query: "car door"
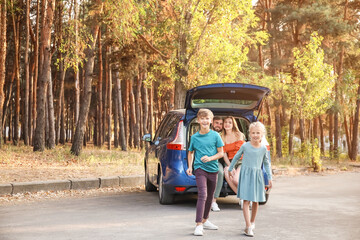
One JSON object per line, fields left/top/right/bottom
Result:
{"left": 147, "top": 112, "right": 182, "bottom": 186}
{"left": 147, "top": 115, "right": 172, "bottom": 186}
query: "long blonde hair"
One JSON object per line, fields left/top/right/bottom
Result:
{"left": 221, "top": 116, "right": 245, "bottom": 142}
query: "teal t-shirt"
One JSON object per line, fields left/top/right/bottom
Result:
{"left": 188, "top": 129, "right": 224, "bottom": 173}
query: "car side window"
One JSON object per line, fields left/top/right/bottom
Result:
{"left": 236, "top": 118, "right": 249, "bottom": 141}
{"left": 153, "top": 113, "right": 181, "bottom": 141}
{"left": 162, "top": 115, "right": 181, "bottom": 139}
{"left": 153, "top": 115, "right": 171, "bottom": 141}
{"left": 187, "top": 120, "right": 200, "bottom": 148}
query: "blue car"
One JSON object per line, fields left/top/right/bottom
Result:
{"left": 143, "top": 83, "right": 271, "bottom": 204}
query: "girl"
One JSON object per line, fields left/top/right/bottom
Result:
{"left": 221, "top": 116, "right": 245, "bottom": 194}
{"left": 227, "top": 121, "right": 273, "bottom": 237}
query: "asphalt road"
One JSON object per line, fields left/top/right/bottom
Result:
{"left": 0, "top": 172, "right": 359, "bottom": 240}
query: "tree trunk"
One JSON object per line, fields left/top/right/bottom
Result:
{"left": 275, "top": 108, "right": 282, "bottom": 158}
{"left": 65, "top": 101, "right": 69, "bottom": 142}
{"left": 134, "top": 71, "right": 141, "bottom": 148}
{"left": 124, "top": 79, "right": 129, "bottom": 147}
{"left": 344, "top": 115, "right": 351, "bottom": 157}
{"left": 56, "top": 60, "right": 65, "bottom": 145}
{"left": 113, "top": 85, "right": 118, "bottom": 148}
{"left": 11, "top": 0, "right": 20, "bottom": 146}
{"left": 59, "top": 88, "right": 65, "bottom": 145}
{"left": 74, "top": 0, "right": 80, "bottom": 126}
{"left": 29, "top": 58, "right": 34, "bottom": 145}
{"left": 334, "top": 112, "right": 339, "bottom": 158}
{"left": 97, "top": 30, "right": 103, "bottom": 146}
{"left": 149, "top": 81, "right": 154, "bottom": 136}
{"left": 129, "top": 77, "right": 138, "bottom": 148}
{"left": 142, "top": 80, "right": 148, "bottom": 136}
{"left": 46, "top": 74, "right": 55, "bottom": 149}
{"left": 103, "top": 40, "right": 108, "bottom": 146}
{"left": 0, "top": 0, "right": 6, "bottom": 147}
{"left": 32, "top": 0, "right": 40, "bottom": 139}
{"left": 2, "top": 72, "right": 14, "bottom": 131}
{"left": 350, "top": 79, "right": 360, "bottom": 160}
{"left": 33, "top": 0, "right": 55, "bottom": 152}
{"left": 319, "top": 116, "right": 325, "bottom": 155}
{"left": 71, "top": 0, "right": 100, "bottom": 155}
{"left": 115, "top": 69, "right": 126, "bottom": 150}
{"left": 24, "top": 0, "right": 30, "bottom": 145}
{"left": 107, "top": 46, "right": 112, "bottom": 150}
{"left": 288, "top": 113, "right": 295, "bottom": 156}
{"left": 174, "top": 80, "right": 186, "bottom": 109}
{"left": 299, "top": 118, "right": 305, "bottom": 144}
{"left": 329, "top": 113, "right": 334, "bottom": 157}
{"left": 313, "top": 117, "right": 318, "bottom": 144}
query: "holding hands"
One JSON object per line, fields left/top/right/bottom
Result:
{"left": 225, "top": 167, "right": 236, "bottom": 177}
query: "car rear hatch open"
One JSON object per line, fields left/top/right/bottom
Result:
{"left": 184, "top": 83, "right": 270, "bottom": 124}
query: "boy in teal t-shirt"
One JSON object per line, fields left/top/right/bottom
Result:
{"left": 186, "top": 109, "right": 224, "bottom": 236}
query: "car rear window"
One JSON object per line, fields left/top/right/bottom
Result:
{"left": 191, "top": 99, "right": 257, "bottom": 109}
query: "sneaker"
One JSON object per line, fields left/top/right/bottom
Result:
{"left": 211, "top": 202, "right": 220, "bottom": 212}
{"left": 250, "top": 222, "right": 255, "bottom": 230}
{"left": 244, "top": 227, "right": 254, "bottom": 237}
{"left": 203, "top": 220, "right": 218, "bottom": 230}
{"left": 194, "top": 225, "right": 204, "bottom": 236}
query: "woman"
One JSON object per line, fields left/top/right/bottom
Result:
{"left": 222, "top": 116, "right": 245, "bottom": 195}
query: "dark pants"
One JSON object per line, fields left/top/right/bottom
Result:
{"left": 194, "top": 168, "right": 218, "bottom": 223}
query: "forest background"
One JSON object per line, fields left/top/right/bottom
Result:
{"left": 0, "top": 0, "right": 359, "bottom": 173}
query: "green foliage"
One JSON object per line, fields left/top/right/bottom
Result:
{"left": 140, "top": 0, "right": 268, "bottom": 91}
{"left": 57, "top": 19, "right": 90, "bottom": 72}
{"left": 281, "top": 126, "right": 289, "bottom": 158}
{"left": 102, "top": 0, "right": 140, "bottom": 45}
{"left": 299, "top": 140, "right": 322, "bottom": 171}
{"left": 288, "top": 32, "right": 336, "bottom": 119}
{"left": 185, "top": 0, "right": 268, "bottom": 87}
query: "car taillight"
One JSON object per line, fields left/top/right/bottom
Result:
{"left": 175, "top": 187, "right": 186, "bottom": 192}
{"left": 167, "top": 144, "right": 182, "bottom": 150}
{"left": 166, "top": 120, "right": 185, "bottom": 150}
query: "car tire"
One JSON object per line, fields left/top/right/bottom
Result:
{"left": 159, "top": 168, "right": 174, "bottom": 205}
{"left": 144, "top": 161, "right": 156, "bottom": 192}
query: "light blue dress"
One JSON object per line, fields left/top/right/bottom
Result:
{"left": 228, "top": 142, "right": 272, "bottom": 202}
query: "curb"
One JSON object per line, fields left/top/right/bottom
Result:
{"left": 0, "top": 175, "right": 144, "bottom": 196}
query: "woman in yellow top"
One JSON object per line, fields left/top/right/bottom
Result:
{"left": 221, "top": 117, "right": 245, "bottom": 194}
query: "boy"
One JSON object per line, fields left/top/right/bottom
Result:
{"left": 186, "top": 109, "right": 224, "bottom": 236}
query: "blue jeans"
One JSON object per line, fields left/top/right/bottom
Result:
{"left": 214, "top": 162, "right": 224, "bottom": 198}
{"left": 194, "top": 168, "right": 218, "bottom": 223}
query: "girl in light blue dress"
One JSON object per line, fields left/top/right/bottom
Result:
{"left": 228, "top": 121, "right": 273, "bottom": 237}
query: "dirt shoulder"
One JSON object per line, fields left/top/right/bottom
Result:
{"left": 0, "top": 145, "right": 144, "bottom": 184}
{"left": 1, "top": 144, "right": 359, "bottom": 184}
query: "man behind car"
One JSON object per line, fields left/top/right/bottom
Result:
{"left": 211, "top": 116, "right": 224, "bottom": 212}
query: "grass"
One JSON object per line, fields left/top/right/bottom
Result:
{"left": 270, "top": 151, "right": 359, "bottom": 173}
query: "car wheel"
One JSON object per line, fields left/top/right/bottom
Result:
{"left": 144, "top": 160, "right": 156, "bottom": 192}
{"left": 159, "top": 169, "right": 174, "bottom": 205}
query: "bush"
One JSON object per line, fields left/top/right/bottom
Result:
{"left": 299, "top": 140, "right": 322, "bottom": 171}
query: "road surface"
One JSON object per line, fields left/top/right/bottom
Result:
{"left": 0, "top": 172, "right": 359, "bottom": 240}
